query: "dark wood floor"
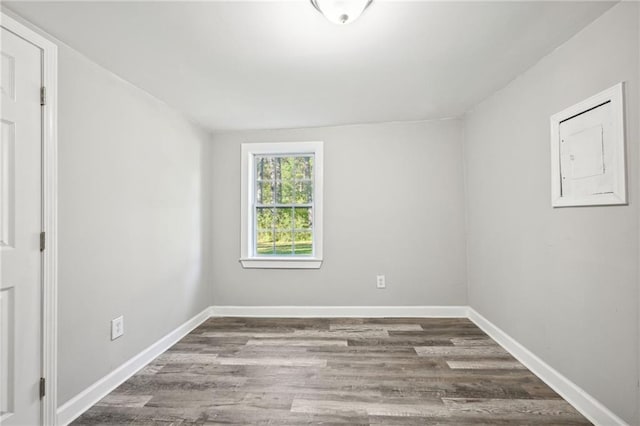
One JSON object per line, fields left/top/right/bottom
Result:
{"left": 73, "top": 317, "right": 591, "bottom": 425}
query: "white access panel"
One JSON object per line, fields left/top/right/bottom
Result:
{"left": 550, "top": 83, "right": 626, "bottom": 207}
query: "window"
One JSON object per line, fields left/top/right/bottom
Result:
{"left": 240, "top": 141, "right": 323, "bottom": 269}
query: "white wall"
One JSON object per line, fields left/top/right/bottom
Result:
{"left": 464, "top": 3, "right": 639, "bottom": 424}
{"left": 211, "top": 120, "right": 467, "bottom": 307}
{"left": 57, "top": 45, "right": 212, "bottom": 405}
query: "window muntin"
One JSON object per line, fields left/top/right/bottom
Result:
{"left": 254, "top": 155, "right": 315, "bottom": 256}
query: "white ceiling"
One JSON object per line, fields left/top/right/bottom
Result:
{"left": 6, "top": 1, "right": 615, "bottom": 132}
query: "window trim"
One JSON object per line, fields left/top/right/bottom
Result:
{"left": 240, "top": 141, "right": 323, "bottom": 269}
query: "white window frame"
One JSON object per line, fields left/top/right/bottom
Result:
{"left": 240, "top": 141, "right": 323, "bottom": 269}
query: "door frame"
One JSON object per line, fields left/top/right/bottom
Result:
{"left": 1, "top": 12, "right": 58, "bottom": 426}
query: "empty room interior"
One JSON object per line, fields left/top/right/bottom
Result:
{"left": 1, "top": 0, "right": 639, "bottom": 425}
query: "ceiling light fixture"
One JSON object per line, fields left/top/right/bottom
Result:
{"left": 310, "top": 0, "right": 373, "bottom": 25}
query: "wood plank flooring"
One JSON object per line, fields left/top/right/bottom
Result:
{"left": 73, "top": 317, "right": 591, "bottom": 425}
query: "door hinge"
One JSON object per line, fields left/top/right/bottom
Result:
{"left": 40, "top": 231, "right": 45, "bottom": 252}
{"left": 40, "top": 86, "right": 46, "bottom": 106}
{"left": 40, "top": 377, "right": 46, "bottom": 399}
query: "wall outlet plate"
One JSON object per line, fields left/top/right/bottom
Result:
{"left": 376, "top": 275, "right": 386, "bottom": 289}
{"left": 111, "top": 315, "right": 124, "bottom": 340}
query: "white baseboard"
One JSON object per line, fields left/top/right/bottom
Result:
{"left": 56, "top": 306, "right": 213, "bottom": 426}
{"left": 468, "top": 308, "right": 628, "bottom": 426}
{"left": 210, "top": 305, "right": 469, "bottom": 318}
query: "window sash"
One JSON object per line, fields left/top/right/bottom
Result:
{"left": 252, "top": 153, "right": 315, "bottom": 258}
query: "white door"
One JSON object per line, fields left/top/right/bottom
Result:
{"left": 1, "top": 25, "right": 43, "bottom": 426}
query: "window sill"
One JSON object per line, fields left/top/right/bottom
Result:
{"left": 239, "top": 258, "right": 323, "bottom": 269}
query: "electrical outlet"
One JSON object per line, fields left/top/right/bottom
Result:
{"left": 111, "top": 316, "right": 124, "bottom": 340}
{"left": 376, "top": 275, "right": 386, "bottom": 289}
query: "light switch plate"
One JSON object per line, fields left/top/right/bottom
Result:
{"left": 111, "top": 316, "right": 124, "bottom": 340}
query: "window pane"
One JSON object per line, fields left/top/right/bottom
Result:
{"left": 276, "top": 181, "right": 294, "bottom": 204}
{"left": 273, "top": 157, "right": 280, "bottom": 181}
{"left": 274, "top": 231, "right": 293, "bottom": 255}
{"left": 256, "top": 230, "right": 276, "bottom": 255}
{"left": 256, "top": 208, "right": 275, "bottom": 230}
{"left": 256, "top": 181, "right": 275, "bottom": 205}
{"left": 294, "top": 181, "right": 313, "bottom": 204}
{"left": 294, "top": 207, "right": 312, "bottom": 229}
{"left": 294, "top": 156, "right": 313, "bottom": 180}
{"left": 274, "top": 207, "right": 293, "bottom": 229}
{"left": 294, "top": 231, "right": 313, "bottom": 255}
{"left": 280, "top": 157, "right": 295, "bottom": 182}
{"left": 255, "top": 157, "right": 274, "bottom": 181}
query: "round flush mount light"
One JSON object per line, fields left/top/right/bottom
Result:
{"left": 310, "top": 0, "right": 373, "bottom": 25}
